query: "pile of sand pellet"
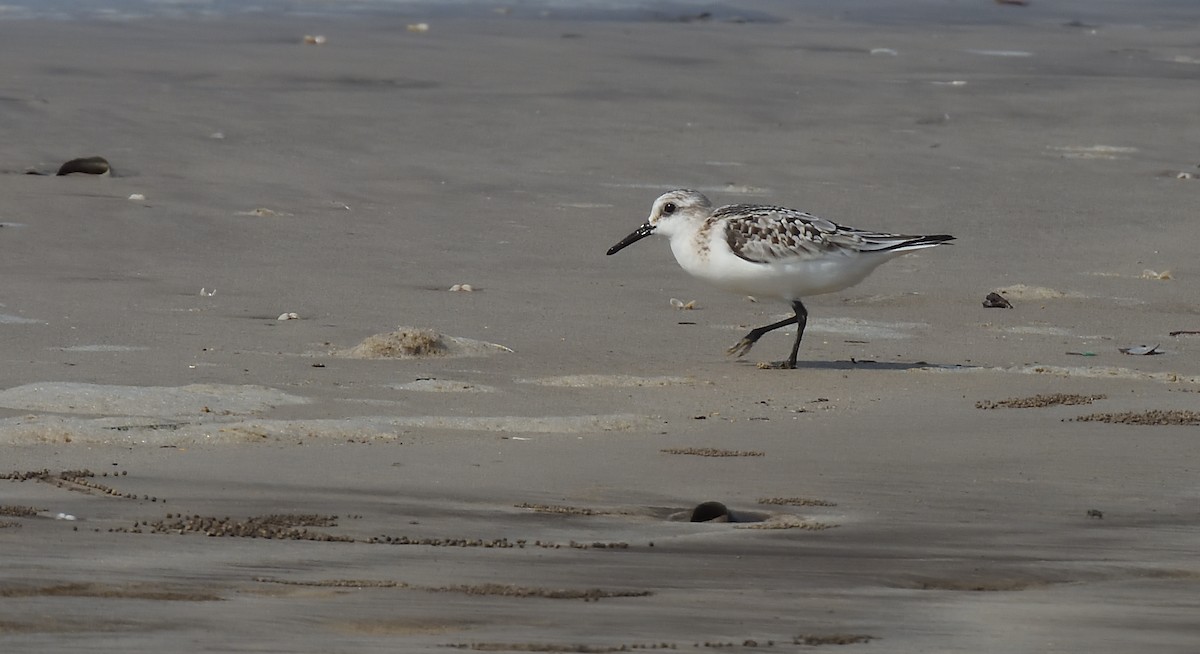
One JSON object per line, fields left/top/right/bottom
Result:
{"left": 344, "top": 328, "right": 448, "bottom": 359}
{"left": 337, "top": 327, "right": 511, "bottom": 360}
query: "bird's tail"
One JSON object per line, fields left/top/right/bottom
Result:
{"left": 866, "top": 233, "right": 955, "bottom": 253}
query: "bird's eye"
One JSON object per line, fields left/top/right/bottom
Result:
{"left": 662, "top": 202, "right": 677, "bottom": 215}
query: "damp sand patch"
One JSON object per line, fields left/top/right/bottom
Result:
{"left": 900, "top": 577, "right": 1054, "bottom": 592}
{"left": 0, "top": 414, "right": 653, "bottom": 444}
{"left": 518, "top": 375, "right": 691, "bottom": 388}
{"left": 253, "top": 579, "right": 653, "bottom": 605}
{"left": 927, "top": 365, "right": 1200, "bottom": 385}
{"left": 388, "top": 379, "right": 499, "bottom": 393}
{"left": 807, "top": 317, "right": 927, "bottom": 339}
{"left": 512, "top": 500, "right": 835, "bottom": 531}
{"left": 991, "top": 325, "right": 1104, "bottom": 338}
{"left": 515, "top": 503, "right": 633, "bottom": 516}
{"left": 1048, "top": 145, "right": 1137, "bottom": 160}
{"left": 337, "top": 327, "right": 511, "bottom": 359}
{"left": 992, "top": 284, "right": 1086, "bottom": 300}
{"left": 330, "top": 618, "right": 469, "bottom": 637}
{"left": 369, "top": 415, "right": 650, "bottom": 433}
{"left": 0, "top": 617, "right": 163, "bottom": 635}
{"left": 0, "top": 582, "right": 221, "bottom": 602}
{"left": 1009, "top": 365, "right": 1200, "bottom": 385}
{"left": 426, "top": 584, "right": 652, "bottom": 600}
{"left": 442, "top": 639, "right": 814, "bottom": 651}
{"left": 723, "top": 317, "right": 925, "bottom": 340}
{"left": 0, "top": 383, "right": 307, "bottom": 417}
{"left": 55, "top": 345, "right": 149, "bottom": 353}
{"left": 0, "top": 313, "right": 44, "bottom": 324}
{"left": 734, "top": 515, "right": 838, "bottom": 531}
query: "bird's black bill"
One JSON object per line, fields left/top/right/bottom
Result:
{"left": 606, "top": 223, "right": 655, "bottom": 255}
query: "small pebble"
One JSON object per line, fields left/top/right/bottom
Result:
{"left": 449, "top": 284, "right": 474, "bottom": 292}
{"left": 128, "top": 193, "right": 146, "bottom": 201}
{"left": 303, "top": 35, "right": 327, "bottom": 45}
{"left": 277, "top": 312, "right": 300, "bottom": 321}
{"left": 406, "top": 23, "right": 430, "bottom": 33}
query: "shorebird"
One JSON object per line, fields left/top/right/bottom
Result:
{"left": 607, "top": 189, "right": 954, "bottom": 368}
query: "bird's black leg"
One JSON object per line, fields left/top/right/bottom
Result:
{"left": 727, "top": 300, "right": 809, "bottom": 367}
{"left": 784, "top": 300, "right": 809, "bottom": 369}
{"left": 726, "top": 315, "right": 797, "bottom": 359}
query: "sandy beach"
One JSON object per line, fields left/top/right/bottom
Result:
{"left": 2, "top": 1, "right": 1199, "bottom": 651}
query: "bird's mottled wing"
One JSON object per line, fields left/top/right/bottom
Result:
{"left": 717, "top": 204, "right": 871, "bottom": 264}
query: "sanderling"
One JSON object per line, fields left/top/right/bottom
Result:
{"left": 607, "top": 189, "right": 954, "bottom": 369}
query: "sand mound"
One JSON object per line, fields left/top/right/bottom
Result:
{"left": 339, "top": 327, "right": 510, "bottom": 359}
{"left": 348, "top": 328, "right": 447, "bottom": 358}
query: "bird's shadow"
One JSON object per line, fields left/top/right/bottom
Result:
{"left": 738, "top": 359, "right": 971, "bottom": 372}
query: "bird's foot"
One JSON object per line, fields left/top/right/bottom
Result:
{"left": 726, "top": 338, "right": 756, "bottom": 358}
{"left": 756, "top": 360, "right": 797, "bottom": 370}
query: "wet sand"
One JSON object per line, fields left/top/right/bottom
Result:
{"left": 2, "top": 3, "right": 1199, "bottom": 652}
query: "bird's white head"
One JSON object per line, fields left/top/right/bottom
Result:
{"left": 647, "top": 189, "right": 712, "bottom": 235}
{"left": 607, "top": 189, "right": 712, "bottom": 255}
